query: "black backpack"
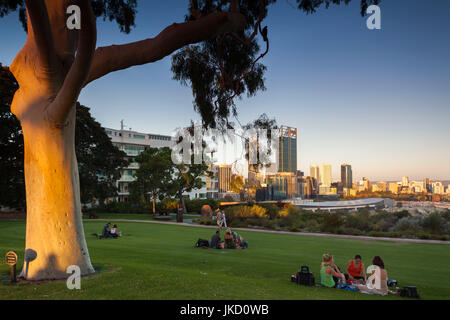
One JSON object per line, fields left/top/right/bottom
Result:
{"left": 297, "top": 266, "right": 315, "bottom": 286}
{"left": 195, "top": 239, "right": 209, "bottom": 248}
{"left": 400, "top": 286, "right": 420, "bottom": 299}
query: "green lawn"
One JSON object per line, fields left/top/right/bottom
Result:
{"left": 0, "top": 220, "right": 449, "bottom": 300}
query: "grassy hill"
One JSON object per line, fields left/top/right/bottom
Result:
{"left": 0, "top": 220, "right": 449, "bottom": 300}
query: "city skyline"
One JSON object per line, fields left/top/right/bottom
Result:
{"left": 105, "top": 124, "right": 450, "bottom": 185}
{"left": 1, "top": 0, "right": 449, "bottom": 180}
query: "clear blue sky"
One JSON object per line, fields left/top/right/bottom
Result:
{"left": 0, "top": 0, "right": 449, "bottom": 181}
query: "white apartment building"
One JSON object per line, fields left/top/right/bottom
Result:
{"left": 106, "top": 126, "right": 221, "bottom": 202}
{"left": 105, "top": 127, "right": 174, "bottom": 202}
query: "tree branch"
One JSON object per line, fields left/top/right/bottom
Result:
{"left": 25, "top": 0, "right": 57, "bottom": 70}
{"left": 47, "top": 0, "right": 97, "bottom": 125}
{"left": 85, "top": 11, "right": 246, "bottom": 86}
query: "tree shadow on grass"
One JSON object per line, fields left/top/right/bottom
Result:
{"left": 0, "top": 260, "right": 118, "bottom": 286}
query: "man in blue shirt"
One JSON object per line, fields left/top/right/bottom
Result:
{"left": 103, "top": 223, "right": 112, "bottom": 238}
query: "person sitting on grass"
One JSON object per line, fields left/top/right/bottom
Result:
{"left": 103, "top": 222, "right": 112, "bottom": 238}
{"left": 237, "top": 236, "right": 249, "bottom": 249}
{"left": 224, "top": 228, "right": 236, "bottom": 249}
{"left": 355, "top": 256, "right": 399, "bottom": 295}
{"left": 210, "top": 230, "right": 221, "bottom": 249}
{"left": 345, "top": 254, "right": 367, "bottom": 284}
{"left": 110, "top": 224, "right": 121, "bottom": 238}
{"left": 320, "top": 254, "right": 346, "bottom": 288}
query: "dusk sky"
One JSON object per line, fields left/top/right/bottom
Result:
{"left": 0, "top": 0, "right": 449, "bottom": 182}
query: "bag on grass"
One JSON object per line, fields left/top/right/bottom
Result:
{"left": 400, "top": 286, "right": 419, "bottom": 299}
{"left": 297, "top": 266, "right": 315, "bottom": 286}
{"left": 195, "top": 239, "right": 209, "bottom": 248}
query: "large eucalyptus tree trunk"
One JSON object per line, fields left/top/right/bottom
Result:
{"left": 20, "top": 107, "right": 94, "bottom": 280}
{"left": 10, "top": 0, "right": 97, "bottom": 280}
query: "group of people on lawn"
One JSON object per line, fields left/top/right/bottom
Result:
{"left": 102, "top": 223, "right": 121, "bottom": 238}
{"left": 320, "top": 253, "right": 398, "bottom": 295}
{"left": 210, "top": 228, "right": 248, "bottom": 249}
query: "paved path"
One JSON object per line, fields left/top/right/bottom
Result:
{"left": 91, "top": 219, "right": 450, "bottom": 245}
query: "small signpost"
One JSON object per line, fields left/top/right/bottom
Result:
{"left": 24, "top": 249, "right": 37, "bottom": 280}
{"left": 5, "top": 251, "right": 18, "bottom": 283}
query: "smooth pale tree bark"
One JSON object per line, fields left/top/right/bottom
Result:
{"left": 10, "top": 0, "right": 245, "bottom": 280}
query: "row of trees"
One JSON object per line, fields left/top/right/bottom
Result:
{"left": 129, "top": 147, "right": 210, "bottom": 222}
{"left": 0, "top": 64, "right": 127, "bottom": 209}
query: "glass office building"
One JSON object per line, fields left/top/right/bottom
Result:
{"left": 278, "top": 126, "right": 297, "bottom": 174}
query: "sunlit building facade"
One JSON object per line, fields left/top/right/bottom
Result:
{"left": 320, "top": 164, "right": 332, "bottom": 187}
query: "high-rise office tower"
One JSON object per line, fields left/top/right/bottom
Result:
{"left": 341, "top": 163, "right": 353, "bottom": 189}
{"left": 278, "top": 126, "right": 297, "bottom": 174}
{"left": 424, "top": 178, "right": 431, "bottom": 193}
{"left": 320, "top": 164, "right": 332, "bottom": 187}
{"left": 402, "top": 176, "right": 409, "bottom": 187}
{"left": 310, "top": 165, "right": 320, "bottom": 182}
{"left": 218, "top": 164, "right": 232, "bottom": 193}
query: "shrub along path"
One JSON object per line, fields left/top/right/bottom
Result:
{"left": 93, "top": 218, "right": 450, "bottom": 244}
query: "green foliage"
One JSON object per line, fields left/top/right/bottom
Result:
{"left": 91, "top": 201, "right": 153, "bottom": 214}
{"left": 0, "top": 0, "right": 137, "bottom": 32}
{"left": 225, "top": 205, "right": 268, "bottom": 221}
{"left": 344, "top": 212, "right": 371, "bottom": 232}
{"left": 0, "top": 64, "right": 25, "bottom": 209}
{"left": 206, "top": 203, "right": 450, "bottom": 241}
{"left": 184, "top": 198, "right": 219, "bottom": 214}
{"left": 322, "top": 212, "right": 344, "bottom": 233}
{"left": 130, "top": 147, "right": 174, "bottom": 204}
{"left": 422, "top": 213, "right": 444, "bottom": 234}
{"left": 391, "top": 216, "right": 423, "bottom": 233}
{"left": 259, "top": 203, "right": 280, "bottom": 220}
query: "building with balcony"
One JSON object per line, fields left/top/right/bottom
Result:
{"left": 105, "top": 126, "right": 174, "bottom": 202}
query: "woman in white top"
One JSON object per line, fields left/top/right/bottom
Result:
{"left": 356, "top": 256, "right": 398, "bottom": 295}
{"left": 110, "top": 224, "right": 120, "bottom": 238}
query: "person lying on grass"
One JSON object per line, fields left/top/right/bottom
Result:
{"left": 345, "top": 254, "right": 367, "bottom": 284}
{"left": 320, "top": 254, "right": 346, "bottom": 288}
{"left": 355, "top": 256, "right": 399, "bottom": 295}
